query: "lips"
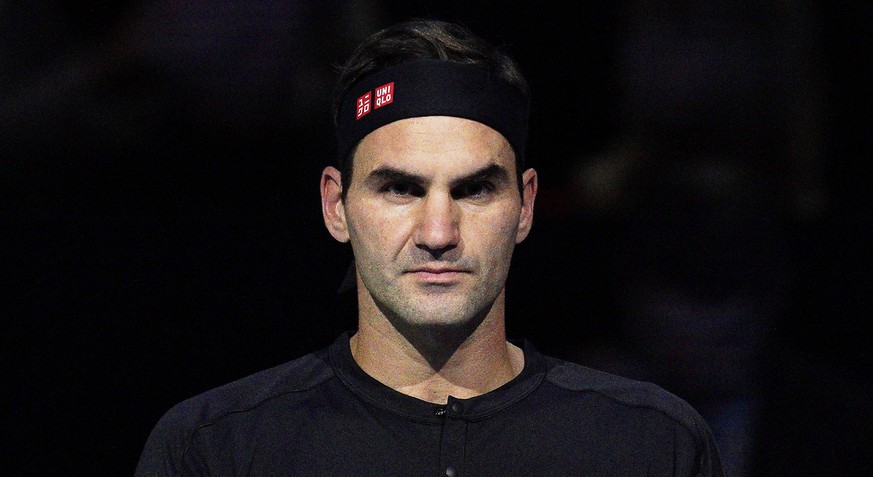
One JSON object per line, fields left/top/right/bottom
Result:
{"left": 406, "top": 266, "right": 469, "bottom": 284}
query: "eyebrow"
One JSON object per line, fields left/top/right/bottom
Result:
{"left": 450, "top": 164, "right": 510, "bottom": 189}
{"left": 365, "top": 167, "right": 427, "bottom": 188}
{"left": 365, "top": 163, "right": 510, "bottom": 189}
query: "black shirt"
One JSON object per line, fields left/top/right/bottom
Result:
{"left": 135, "top": 332, "right": 724, "bottom": 476}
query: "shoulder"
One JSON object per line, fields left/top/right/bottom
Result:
{"left": 135, "top": 348, "right": 335, "bottom": 476}
{"left": 541, "top": 354, "right": 713, "bottom": 440}
{"left": 166, "top": 347, "right": 333, "bottom": 429}
{"left": 535, "top": 355, "right": 723, "bottom": 475}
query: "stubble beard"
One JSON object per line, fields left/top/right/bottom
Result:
{"left": 361, "top": 263, "right": 509, "bottom": 367}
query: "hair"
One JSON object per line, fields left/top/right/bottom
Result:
{"left": 332, "top": 19, "right": 530, "bottom": 200}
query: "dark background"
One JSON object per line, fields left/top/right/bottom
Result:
{"left": 2, "top": 1, "right": 871, "bottom": 476}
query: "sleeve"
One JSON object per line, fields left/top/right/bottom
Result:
{"left": 689, "top": 410, "right": 725, "bottom": 477}
{"left": 647, "top": 401, "right": 725, "bottom": 477}
{"left": 695, "top": 428, "right": 724, "bottom": 477}
{"left": 133, "top": 404, "right": 191, "bottom": 477}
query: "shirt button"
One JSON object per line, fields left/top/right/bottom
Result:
{"left": 450, "top": 402, "right": 462, "bottom": 413}
{"left": 445, "top": 466, "right": 456, "bottom": 477}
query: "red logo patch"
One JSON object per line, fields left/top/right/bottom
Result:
{"left": 374, "top": 82, "right": 394, "bottom": 110}
{"left": 355, "top": 82, "right": 395, "bottom": 120}
{"left": 355, "top": 91, "right": 372, "bottom": 120}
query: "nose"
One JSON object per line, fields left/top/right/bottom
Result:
{"left": 413, "top": 192, "right": 460, "bottom": 255}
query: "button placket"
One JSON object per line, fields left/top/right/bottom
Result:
{"left": 438, "top": 397, "right": 466, "bottom": 477}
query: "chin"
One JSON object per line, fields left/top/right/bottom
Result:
{"left": 404, "top": 304, "right": 474, "bottom": 326}
{"left": 405, "top": 296, "right": 491, "bottom": 328}
{"left": 380, "top": 288, "right": 461, "bottom": 317}
{"left": 369, "top": 280, "right": 498, "bottom": 329}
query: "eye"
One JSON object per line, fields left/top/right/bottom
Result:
{"left": 453, "top": 181, "right": 495, "bottom": 200}
{"left": 381, "top": 181, "right": 423, "bottom": 198}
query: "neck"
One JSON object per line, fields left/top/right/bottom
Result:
{"left": 350, "top": 289, "right": 524, "bottom": 404}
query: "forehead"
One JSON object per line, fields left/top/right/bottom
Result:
{"left": 351, "top": 116, "right": 516, "bottom": 178}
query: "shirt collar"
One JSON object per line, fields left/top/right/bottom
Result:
{"left": 329, "top": 331, "right": 546, "bottom": 423}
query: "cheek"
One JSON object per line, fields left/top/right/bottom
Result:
{"left": 464, "top": 209, "right": 520, "bottom": 255}
{"left": 347, "top": 204, "right": 412, "bottom": 254}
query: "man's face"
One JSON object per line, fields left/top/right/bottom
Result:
{"left": 339, "top": 116, "right": 535, "bottom": 328}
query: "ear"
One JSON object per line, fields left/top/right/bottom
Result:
{"left": 321, "top": 166, "right": 349, "bottom": 243}
{"left": 515, "top": 168, "right": 538, "bottom": 244}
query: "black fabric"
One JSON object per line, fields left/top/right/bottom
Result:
{"left": 335, "top": 59, "right": 529, "bottom": 166}
{"left": 135, "top": 332, "right": 724, "bottom": 476}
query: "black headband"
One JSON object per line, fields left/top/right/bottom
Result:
{"left": 335, "top": 58, "right": 529, "bottom": 166}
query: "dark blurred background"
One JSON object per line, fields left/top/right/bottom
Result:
{"left": 2, "top": 1, "right": 871, "bottom": 476}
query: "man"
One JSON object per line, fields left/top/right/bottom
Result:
{"left": 135, "top": 19, "right": 724, "bottom": 476}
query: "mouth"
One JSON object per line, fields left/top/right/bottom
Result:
{"left": 406, "top": 267, "right": 469, "bottom": 284}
